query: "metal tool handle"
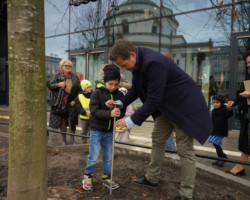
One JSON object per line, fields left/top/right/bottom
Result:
{"left": 110, "top": 105, "right": 116, "bottom": 195}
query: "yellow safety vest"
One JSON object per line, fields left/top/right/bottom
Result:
{"left": 79, "top": 94, "right": 90, "bottom": 120}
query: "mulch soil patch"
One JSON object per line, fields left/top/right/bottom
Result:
{"left": 0, "top": 136, "right": 249, "bottom": 200}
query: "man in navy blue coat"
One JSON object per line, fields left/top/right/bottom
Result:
{"left": 108, "top": 40, "right": 213, "bottom": 200}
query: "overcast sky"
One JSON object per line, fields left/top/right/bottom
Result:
{"left": 44, "top": 0, "right": 233, "bottom": 57}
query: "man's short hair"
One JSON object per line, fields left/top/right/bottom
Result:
{"left": 109, "top": 40, "right": 136, "bottom": 61}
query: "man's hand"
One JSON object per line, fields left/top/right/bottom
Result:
{"left": 111, "top": 108, "right": 120, "bottom": 117}
{"left": 239, "top": 91, "right": 250, "bottom": 98}
{"left": 115, "top": 118, "right": 127, "bottom": 128}
{"left": 106, "top": 100, "right": 116, "bottom": 109}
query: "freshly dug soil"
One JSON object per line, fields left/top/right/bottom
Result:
{"left": 0, "top": 136, "right": 249, "bottom": 200}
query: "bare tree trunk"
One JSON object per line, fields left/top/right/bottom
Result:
{"left": 7, "top": 0, "right": 47, "bottom": 199}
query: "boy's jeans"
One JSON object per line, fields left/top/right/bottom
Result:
{"left": 85, "top": 127, "right": 113, "bottom": 175}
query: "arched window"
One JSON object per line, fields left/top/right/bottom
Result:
{"left": 152, "top": 20, "right": 160, "bottom": 34}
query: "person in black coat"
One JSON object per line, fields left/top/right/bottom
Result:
{"left": 48, "top": 58, "right": 80, "bottom": 145}
{"left": 208, "top": 95, "right": 233, "bottom": 167}
{"left": 108, "top": 40, "right": 213, "bottom": 200}
{"left": 227, "top": 52, "right": 250, "bottom": 176}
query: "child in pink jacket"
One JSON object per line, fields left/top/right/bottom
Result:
{"left": 115, "top": 87, "right": 134, "bottom": 142}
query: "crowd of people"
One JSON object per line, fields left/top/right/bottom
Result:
{"left": 47, "top": 40, "right": 250, "bottom": 200}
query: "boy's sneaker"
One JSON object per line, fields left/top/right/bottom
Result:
{"left": 82, "top": 174, "right": 93, "bottom": 191}
{"left": 102, "top": 174, "right": 119, "bottom": 190}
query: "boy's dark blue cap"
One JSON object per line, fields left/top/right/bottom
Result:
{"left": 103, "top": 64, "right": 121, "bottom": 83}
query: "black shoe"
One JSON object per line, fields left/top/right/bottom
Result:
{"left": 173, "top": 195, "right": 189, "bottom": 200}
{"left": 212, "top": 160, "right": 219, "bottom": 165}
{"left": 217, "top": 161, "right": 225, "bottom": 167}
{"left": 226, "top": 169, "right": 246, "bottom": 176}
{"left": 132, "top": 176, "right": 158, "bottom": 187}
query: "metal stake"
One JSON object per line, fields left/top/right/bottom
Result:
{"left": 110, "top": 105, "right": 116, "bottom": 195}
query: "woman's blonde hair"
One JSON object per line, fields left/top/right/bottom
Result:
{"left": 98, "top": 64, "right": 108, "bottom": 79}
{"left": 163, "top": 52, "right": 174, "bottom": 61}
{"left": 59, "top": 58, "right": 73, "bottom": 72}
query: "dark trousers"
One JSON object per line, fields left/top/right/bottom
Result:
{"left": 213, "top": 143, "right": 227, "bottom": 158}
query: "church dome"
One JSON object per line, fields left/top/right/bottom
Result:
{"left": 120, "top": 0, "right": 158, "bottom": 7}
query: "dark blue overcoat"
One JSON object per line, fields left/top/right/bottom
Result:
{"left": 120, "top": 47, "right": 213, "bottom": 144}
